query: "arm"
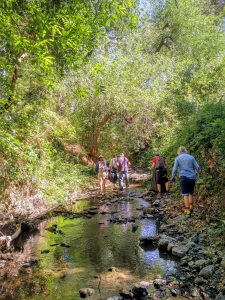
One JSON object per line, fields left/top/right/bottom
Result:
{"left": 95, "top": 162, "right": 99, "bottom": 174}
{"left": 193, "top": 158, "right": 201, "bottom": 174}
{"left": 172, "top": 157, "right": 179, "bottom": 178}
{"left": 164, "top": 159, "right": 168, "bottom": 168}
{"left": 104, "top": 161, "right": 108, "bottom": 171}
{"left": 109, "top": 159, "right": 112, "bottom": 169}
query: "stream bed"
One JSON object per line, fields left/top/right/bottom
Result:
{"left": 11, "top": 190, "right": 179, "bottom": 300}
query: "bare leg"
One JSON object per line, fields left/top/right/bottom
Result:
{"left": 100, "top": 178, "right": 103, "bottom": 193}
{"left": 157, "top": 184, "right": 161, "bottom": 193}
{"left": 189, "top": 194, "right": 193, "bottom": 212}
{"left": 184, "top": 195, "right": 191, "bottom": 217}
{"left": 184, "top": 195, "right": 189, "bottom": 208}
{"left": 103, "top": 179, "right": 106, "bottom": 194}
{"left": 165, "top": 182, "right": 169, "bottom": 192}
{"left": 189, "top": 194, "right": 193, "bottom": 206}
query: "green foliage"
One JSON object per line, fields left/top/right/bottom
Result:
{"left": 0, "top": 0, "right": 225, "bottom": 209}
{"left": 162, "top": 101, "right": 225, "bottom": 194}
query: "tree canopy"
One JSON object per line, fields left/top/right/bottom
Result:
{"left": 0, "top": 0, "right": 224, "bottom": 203}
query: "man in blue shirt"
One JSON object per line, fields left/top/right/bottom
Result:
{"left": 172, "top": 146, "right": 201, "bottom": 218}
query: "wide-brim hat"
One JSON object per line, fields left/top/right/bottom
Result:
{"left": 98, "top": 155, "right": 104, "bottom": 159}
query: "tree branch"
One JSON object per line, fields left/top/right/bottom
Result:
{"left": 2, "top": 52, "right": 28, "bottom": 111}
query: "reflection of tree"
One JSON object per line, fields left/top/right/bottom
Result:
{"left": 7, "top": 200, "right": 179, "bottom": 300}
{"left": 77, "top": 214, "right": 146, "bottom": 276}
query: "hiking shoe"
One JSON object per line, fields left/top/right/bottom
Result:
{"left": 185, "top": 210, "right": 191, "bottom": 219}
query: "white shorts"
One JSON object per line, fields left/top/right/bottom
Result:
{"left": 98, "top": 171, "right": 107, "bottom": 179}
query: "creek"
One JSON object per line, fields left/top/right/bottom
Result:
{"left": 10, "top": 189, "right": 179, "bottom": 300}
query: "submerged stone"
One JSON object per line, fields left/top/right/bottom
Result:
{"left": 132, "top": 286, "right": 148, "bottom": 298}
{"left": 40, "top": 249, "right": 50, "bottom": 254}
{"left": 79, "top": 288, "right": 95, "bottom": 298}
{"left": 60, "top": 242, "right": 71, "bottom": 248}
{"left": 132, "top": 224, "right": 138, "bottom": 232}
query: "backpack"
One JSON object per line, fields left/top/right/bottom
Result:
{"left": 155, "top": 156, "right": 166, "bottom": 169}
{"left": 110, "top": 158, "right": 118, "bottom": 169}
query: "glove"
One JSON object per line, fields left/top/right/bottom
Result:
{"left": 171, "top": 177, "right": 176, "bottom": 183}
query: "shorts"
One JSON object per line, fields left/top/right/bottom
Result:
{"left": 180, "top": 176, "right": 195, "bottom": 195}
{"left": 98, "top": 171, "right": 107, "bottom": 179}
{"left": 155, "top": 168, "right": 168, "bottom": 184}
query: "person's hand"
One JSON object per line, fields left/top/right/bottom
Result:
{"left": 171, "top": 177, "right": 176, "bottom": 184}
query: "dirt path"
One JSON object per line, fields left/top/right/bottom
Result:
{"left": 77, "top": 167, "right": 151, "bottom": 199}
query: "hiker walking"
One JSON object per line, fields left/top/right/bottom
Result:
{"left": 171, "top": 146, "right": 201, "bottom": 218}
{"left": 109, "top": 154, "right": 118, "bottom": 189}
{"left": 117, "top": 153, "right": 130, "bottom": 191}
{"left": 152, "top": 153, "right": 169, "bottom": 196}
{"left": 95, "top": 155, "right": 108, "bottom": 195}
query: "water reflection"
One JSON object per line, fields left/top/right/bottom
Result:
{"left": 13, "top": 195, "right": 178, "bottom": 300}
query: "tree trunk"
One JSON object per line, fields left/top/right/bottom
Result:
{"left": 89, "top": 131, "right": 100, "bottom": 160}
{"left": 2, "top": 52, "right": 28, "bottom": 111}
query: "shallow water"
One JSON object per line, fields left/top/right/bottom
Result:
{"left": 15, "top": 192, "right": 178, "bottom": 300}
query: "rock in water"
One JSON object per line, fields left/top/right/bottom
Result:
{"left": 22, "top": 258, "right": 38, "bottom": 268}
{"left": 132, "top": 224, "right": 139, "bottom": 232}
{"left": 41, "top": 249, "right": 50, "bottom": 254}
{"left": 46, "top": 225, "right": 57, "bottom": 233}
{"left": 119, "top": 289, "right": 133, "bottom": 299}
{"left": 56, "top": 230, "right": 65, "bottom": 235}
{"left": 153, "top": 279, "right": 167, "bottom": 289}
{"left": 108, "top": 267, "right": 119, "bottom": 272}
{"left": 79, "top": 288, "right": 95, "bottom": 298}
{"left": 132, "top": 286, "right": 148, "bottom": 298}
{"left": 60, "top": 242, "right": 71, "bottom": 248}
